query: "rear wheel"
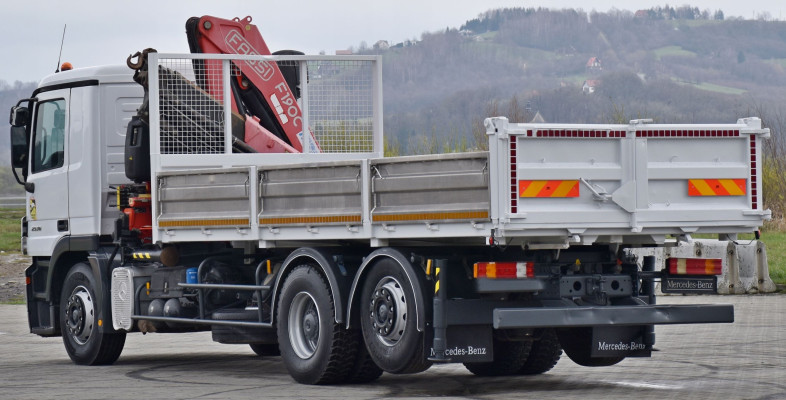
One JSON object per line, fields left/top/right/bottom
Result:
{"left": 277, "top": 265, "right": 358, "bottom": 384}
{"left": 249, "top": 343, "right": 280, "bottom": 357}
{"left": 60, "top": 263, "right": 126, "bottom": 365}
{"left": 346, "top": 330, "right": 384, "bottom": 383}
{"left": 360, "top": 258, "right": 431, "bottom": 374}
{"left": 464, "top": 338, "right": 531, "bottom": 376}
{"left": 518, "top": 328, "right": 562, "bottom": 375}
{"left": 557, "top": 328, "right": 625, "bottom": 367}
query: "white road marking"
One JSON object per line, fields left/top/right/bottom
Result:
{"left": 610, "top": 381, "right": 682, "bottom": 390}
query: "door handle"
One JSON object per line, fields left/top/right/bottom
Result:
{"left": 57, "top": 219, "right": 69, "bottom": 232}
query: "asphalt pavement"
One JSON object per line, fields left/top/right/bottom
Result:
{"left": 0, "top": 294, "right": 784, "bottom": 400}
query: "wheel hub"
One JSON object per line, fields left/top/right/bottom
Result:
{"left": 369, "top": 278, "right": 406, "bottom": 346}
{"left": 64, "top": 286, "right": 95, "bottom": 345}
{"left": 289, "top": 292, "right": 320, "bottom": 359}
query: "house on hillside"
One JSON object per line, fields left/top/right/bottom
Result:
{"left": 373, "top": 40, "right": 390, "bottom": 51}
{"left": 586, "top": 57, "right": 602, "bottom": 72}
{"left": 582, "top": 80, "right": 601, "bottom": 94}
{"left": 634, "top": 10, "right": 649, "bottom": 18}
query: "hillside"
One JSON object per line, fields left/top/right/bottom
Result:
{"left": 372, "top": 7, "right": 786, "bottom": 152}
{"left": 3, "top": 7, "right": 786, "bottom": 156}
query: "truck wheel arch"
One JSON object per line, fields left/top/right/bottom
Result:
{"left": 345, "top": 248, "right": 427, "bottom": 333}
{"left": 271, "top": 248, "right": 349, "bottom": 325}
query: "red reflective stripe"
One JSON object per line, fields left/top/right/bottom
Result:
{"left": 474, "top": 262, "right": 533, "bottom": 279}
{"left": 667, "top": 258, "right": 722, "bottom": 275}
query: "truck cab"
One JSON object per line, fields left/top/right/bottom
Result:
{"left": 10, "top": 65, "right": 141, "bottom": 335}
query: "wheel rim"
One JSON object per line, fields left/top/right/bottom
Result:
{"left": 289, "top": 291, "right": 320, "bottom": 359}
{"left": 64, "top": 285, "right": 95, "bottom": 345}
{"left": 369, "top": 277, "right": 407, "bottom": 347}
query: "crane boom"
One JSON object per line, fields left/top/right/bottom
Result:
{"left": 186, "top": 15, "right": 317, "bottom": 153}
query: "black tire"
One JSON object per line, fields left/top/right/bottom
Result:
{"left": 249, "top": 343, "right": 280, "bottom": 357}
{"left": 346, "top": 330, "right": 384, "bottom": 383}
{"left": 277, "top": 265, "right": 358, "bottom": 384}
{"left": 518, "top": 328, "right": 562, "bottom": 375}
{"left": 464, "top": 339, "right": 531, "bottom": 376}
{"left": 360, "top": 258, "right": 431, "bottom": 374}
{"left": 60, "top": 262, "right": 126, "bottom": 365}
{"left": 557, "top": 328, "right": 625, "bottom": 367}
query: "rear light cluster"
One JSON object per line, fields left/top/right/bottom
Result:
{"left": 474, "top": 262, "right": 534, "bottom": 279}
{"left": 667, "top": 258, "right": 723, "bottom": 275}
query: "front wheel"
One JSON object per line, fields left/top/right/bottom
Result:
{"left": 60, "top": 263, "right": 126, "bottom": 365}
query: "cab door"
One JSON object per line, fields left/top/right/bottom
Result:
{"left": 26, "top": 89, "right": 70, "bottom": 256}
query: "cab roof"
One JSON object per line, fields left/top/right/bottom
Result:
{"left": 37, "top": 65, "right": 134, "bottom": 89}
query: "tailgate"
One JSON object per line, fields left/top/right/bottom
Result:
{"left": 488, "top": 117, "right": 770, "bottom": 238}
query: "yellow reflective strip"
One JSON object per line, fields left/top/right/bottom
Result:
{"left": 266, "top": 260, "right": 272, "bottom": 275}
{"left": 426, "top": 259, "right": 433, "bottom": 276}
{"left": 690, "top": 179, "right": 716, "bottom": 196}
{"left": 521, "top": 180, "right": 547, "bottom": 197}
{"left": 159, "top": 218, "right": 250, "bottom": 228}
{"left": 259, "top": 215, "right": 362, "bottom": 225}
{"left": 145, "top": 253, "right": 151, "bottom": 259}
{"left": 372, "top": 211, "right": 488, "bottom": 222}
{"left": 552, "top": 181, "right": 576, "bottom": 197}
{"left": 719, "top": 179, "right": 745, "bottom": 195}
{"left": 677, "top": 259, "right": 687, "bottom": 275}
{"left": 435, "top": 266, "right": 441, "bottom": 294}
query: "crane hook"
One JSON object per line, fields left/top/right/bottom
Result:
{"left": 127, "top": 48, "right": 157, "bottom": 70}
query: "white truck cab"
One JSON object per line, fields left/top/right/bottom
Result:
{"left": 19, "top": 66, "right": 141, "bottom": 257}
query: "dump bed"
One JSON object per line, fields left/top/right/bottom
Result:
{"left": 146, "top": 53, "right": 770, "bottom": 247}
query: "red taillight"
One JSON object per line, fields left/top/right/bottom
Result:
{"left": 474, "top": 262, "right": 534, "bottom": 279}
{"left": 667, "top": 258, "right": 723, "bottom": 275}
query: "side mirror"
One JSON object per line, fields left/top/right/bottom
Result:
{"left": 10, "top": 125, "right": 28, "bottom": 168}
{"left": 9, "top": 105, "right": 29, "bottom": 127}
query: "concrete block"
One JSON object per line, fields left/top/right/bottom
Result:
{"left": 627, "top": 239, "right": 775, "bottom": 295}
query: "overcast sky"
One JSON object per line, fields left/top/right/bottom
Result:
{"left": 1, "top": 0, "right": 784, "bottom": 83}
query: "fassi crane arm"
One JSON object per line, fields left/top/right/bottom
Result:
{"left": 186, "top": 15, "right": 317, "bottom": 153}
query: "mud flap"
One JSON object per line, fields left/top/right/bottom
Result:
{"left": 590, "top": 326, "right": 651, "bottom": 358}
{"left": 425, "top": 325, "right": 493, "bottom": 363}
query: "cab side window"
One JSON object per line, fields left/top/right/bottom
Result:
{"left": 31, "top": 99, "right": 66, "bottom": 173}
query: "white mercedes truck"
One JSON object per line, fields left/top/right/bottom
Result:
{"left": 7, "top": 15, "right": 768, "bottom": 385}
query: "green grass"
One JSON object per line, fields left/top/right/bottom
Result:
{"left": 2, "top": 297, "right": 25, "bottom": 305}
{"left": 669, "top": 20, "right": 721, "bottom": 28}
{"left": 653, "top": 45, "right": 696, "bottom": 60}
{"left": 671, "top": 77, "right": 747, "bottom": 95}
{"left": 0, "top": 208, "right": 24, "bottom": 252}
{"left": 692, "top": 82, "right": 747, "bottom": 95}
{"left": 760, "top": 231, "right": 786, "bottom": 285}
